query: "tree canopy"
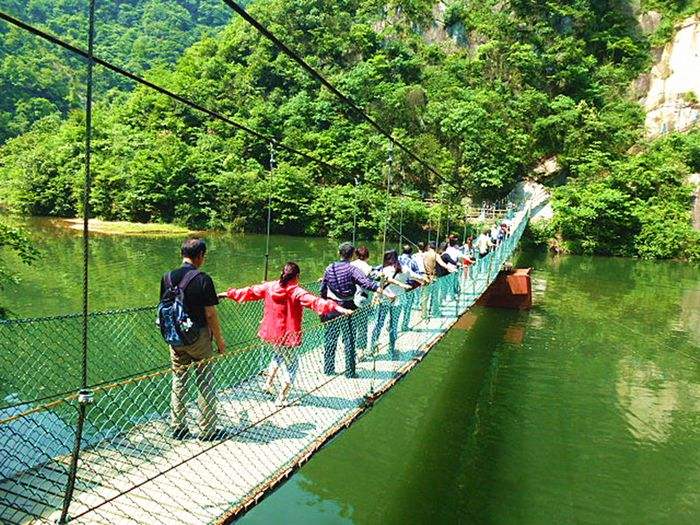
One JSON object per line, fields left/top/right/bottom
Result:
{"left": 0, "top": 0, "right": 698, "bottom": 259}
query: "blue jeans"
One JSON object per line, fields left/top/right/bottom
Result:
{"left": 354, "top": 305, "right": 370, "bottom": 351}
{"left": 370, "top": 302, "right": 399, "bottom": 357}
{"left": 322, "top": 303, "right": 356, "bottom": 377}
{"left": 400, "top": 290, "right": 416, "bottom": 331}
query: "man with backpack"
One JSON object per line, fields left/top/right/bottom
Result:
{"left": 159, "top": 238, "right": 226, "bottom": 441}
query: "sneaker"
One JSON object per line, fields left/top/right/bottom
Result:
{"left": 199, "top": 428, "right": 232, "bottom": 442}
{"left": 171, "top": 426, "right": 193, "bottom": 440}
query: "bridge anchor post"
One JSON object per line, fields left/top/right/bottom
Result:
{"left": 476, "top": 267, "right": 532, "bottom": 310}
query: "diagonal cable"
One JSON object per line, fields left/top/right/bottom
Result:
{"left": 0, "top": 10, "right": 339, "bottom": 174}
{"left": 221, "top": 0, "right": 453, "bottom": 187}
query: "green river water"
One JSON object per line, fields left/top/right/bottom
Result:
{"left": 1, "top": 219, "right": 699, "bottom": 524}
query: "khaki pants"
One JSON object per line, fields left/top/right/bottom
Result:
{"left": 170, "top": 328, "right": 218, "bottom": 434}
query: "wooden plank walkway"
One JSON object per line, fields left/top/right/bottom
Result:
{"left": 0, "top": 288, "right": 478, "bottom": 525}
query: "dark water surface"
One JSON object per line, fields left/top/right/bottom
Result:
{"left": 239, "top": 252, "right": 699, "bottom": 525}
{"left": 1, "top": 221, "right": 698, "bottom": 523}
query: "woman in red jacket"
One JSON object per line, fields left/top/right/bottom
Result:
{"left": 219, "top": 262, "right": 351, "bottom": 407}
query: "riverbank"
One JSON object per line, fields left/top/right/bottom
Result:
{"left": 57, "top": 218, "right": 198, "bottom": 236}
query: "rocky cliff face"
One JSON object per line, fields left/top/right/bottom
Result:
{"left": 637, "top": 14, "right": 700, "bottom": 138}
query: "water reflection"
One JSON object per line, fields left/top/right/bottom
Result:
{"left": 616, "top": 356, "right": 681, "bottom": 444}
{"left": 241, "top": 251, "right": 700, "bottom": 525}
{"left": 0, "top": 218, "right": 392, "bottom": 317}
{"left": 680, "top": 288, "right": 700, "bottom": 346}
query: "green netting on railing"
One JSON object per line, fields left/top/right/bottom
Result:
{"left": 0, "top": 207, "right": 529, "bottom": 524}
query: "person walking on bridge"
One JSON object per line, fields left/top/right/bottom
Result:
{"left": 370, "top": 250, "right": 412, "bottom": 357}
{"left": 476, "top": 228, "right": 493, "bottom": 258}
{"left": 398, "top": 244, "right": 426, "bottom": 331}
{"left": 160, "top": 238, "right": 226, "bottom": 441}
{"left": 220, "top": 262, "right": 351, "bottom": 407}
{"left": 321, "top": 242, "right": 394, "bottom": 378}
{"left": 350, "top": 246, "right": 377, "bottom": 355}
{"left": 422, "top": 241, "right": 438, "bottom": 317}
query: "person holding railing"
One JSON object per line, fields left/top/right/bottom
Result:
{"left": 350, "top": 246, "right": 377, "bottom": 355}
{"left": 219, "top": 262, "right": 351, "bottom": 407}
{"left": 476, "top": 228, "right": 493, "bottom": 258}
{"left": 398, "top": 244, "right": 427, "bottom": 331}
{"left": 320, "top": 242, "right": 395, "bottom": 378}
{"left": 432, "top": 242, "right": 458, "bottom": 315}
{"left": 423, "top": 241, "right": 439, "bottom": 316}
{"left": 160, "top": 238, "right": 226, "bottom": 441}
{"left": 369, "top": 250, "right": 412, "bottom": 357}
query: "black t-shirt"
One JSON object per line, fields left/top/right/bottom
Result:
{"left": 160, "top": 263, "right": 219, "bottom": 328}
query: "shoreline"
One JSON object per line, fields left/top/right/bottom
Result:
{"left": 55, "top": 217, "right": 200, "bottom": 237}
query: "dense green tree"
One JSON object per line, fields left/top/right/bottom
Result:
{"left": 0, "top": 0, "right": 698, "bottom": 259}
{"left": 0, "top": 1, "right": 230, "bottom": 143}
{"left": 0, "top": 220, "right": 37, "bottom": 317}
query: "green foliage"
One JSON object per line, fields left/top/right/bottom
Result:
{"left": 0, "top": 220, "right": 37, "bottom": 317}
{"left": 0, "top": 0, "right": 697, "bottom": 258}
{"left": 553, "top": 182, "right": 639, "bottom": 256}
{"left": 641, "top": 0, "right": 700, "bottom": 46}
{"left": 0, "top": 1, "right": 230, "bottom": 143}
{"left": 552, "top": 131, "right": 700, "bottom": 260}
{"left": 523, "top": 219, "right": 556, "bottom": 250}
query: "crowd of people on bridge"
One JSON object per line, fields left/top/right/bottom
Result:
{"left": 158, "top": 217, "right": 514, "bottom": 440}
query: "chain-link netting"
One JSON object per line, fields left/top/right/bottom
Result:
{"left": 0, "top": 207, "right": 529, "bottom": 524}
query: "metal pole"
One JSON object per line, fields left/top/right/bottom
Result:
{"left": 435, "top": 201, "right": 442, "bottom": 247}
{"left": 263, "top": 142, "right": 275, "bottom": 281}
{"left": 398, "top": 199, "right": 403, "bottom": 246}
{"left": 60, "top": 1, "right": 96, "bottom": 521}
{"left": 382, "top": 142, "right": 392, "bottom": 254}
{"left": 352, "top": 176, "right": 358, "bottom": 246}
{"left": 446, "top": 202, "right": 451, "bottom": 241}
{"left": 462, "top": 206, "right": 468, "bottom": 243}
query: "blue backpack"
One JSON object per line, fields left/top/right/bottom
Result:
{"left": 157, "top": 269, "right": 201, "bottom": 347}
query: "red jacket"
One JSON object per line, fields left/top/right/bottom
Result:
{"left": 226, "top": 280, "right": 340, "bottom": 347}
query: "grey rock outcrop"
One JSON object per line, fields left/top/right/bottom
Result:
{"left": 640, "top": 14, "right": 700, "bottom": 138}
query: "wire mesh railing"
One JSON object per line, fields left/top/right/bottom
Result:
{"left": 0, "top": 205, "right": 529, "bottom": 524}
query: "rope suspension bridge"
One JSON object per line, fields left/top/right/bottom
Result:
{"left": 0, "top": 206, "right": 530, "bottom": 524}
{"left": 0, "top": 2, "right": 535, "bottom": 523}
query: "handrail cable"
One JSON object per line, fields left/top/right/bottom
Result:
{"left": 220, "top": 0, "right": 454, "bottom": 189}
{"left": 0, "top": 10, "right": 442, "bottom": 204}
{"left": 0, "top": 10, "right": 339, "bottom": 174}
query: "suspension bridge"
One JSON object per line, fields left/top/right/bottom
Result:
{"left": 0, "top": 204, "right": 530, "bottom": 524}
{"left": 0, "top": 1, "right": 536, "bottom": 523}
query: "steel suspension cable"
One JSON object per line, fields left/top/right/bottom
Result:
{"left": 263, "top": 142, "right": 275, "bottom": 281}
{"left": 0, "top": 9, "right": 442, "bottom": 210}
{"left": 0, "top": 10, "right": 340, "bottom": 175}
{"left": 0, "top": 11, "right": 446, "bottom": 213}
{"left": 219, "top": 0, "right": 453, "bottom": 188}
{"left": 0, "top": 8, "right": 446, "bottom": 245}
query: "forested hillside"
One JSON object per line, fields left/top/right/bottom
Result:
{"left": 0, "top": 0, "right": 230, "bottom": 142}
{"left": 0, "top": 0, "right": 698, "bottom": 259}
